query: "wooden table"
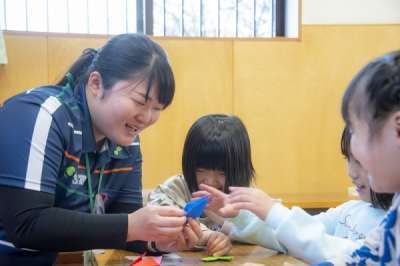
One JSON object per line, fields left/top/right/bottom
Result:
{"left": 93, "top": 244, "right": 306, "bottom": 266}
{"left": 275, "top": 193, "right": 357, "bottom": 209}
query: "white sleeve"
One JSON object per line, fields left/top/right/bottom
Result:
{"left": 267, "top": 204, "right": 360, "bottom": 263}
{"left": 224, "top": 210, "right": 286, "bottom": 253}
{"left": 312, "top": 204, "right": 344, "bottom": 235}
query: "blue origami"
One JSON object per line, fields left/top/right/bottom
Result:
{"left": 184, "top": 196, "right": 209, "bottom": 219}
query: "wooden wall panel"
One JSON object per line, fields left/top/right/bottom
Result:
{"left": 140, "top": 39, "right": 233, "bottom": 188}
{"left": 47, "top": 36, "right": 108, "bottom": 84}
{"left": 233, "top": 25, "right": 400, "bottom": 204}
{"left": 0, "top": 34, "right": 47, "bottom": 103}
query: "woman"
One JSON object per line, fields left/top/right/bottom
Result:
{"left": 0, "top": 33, "right": 201, "bottom": 266}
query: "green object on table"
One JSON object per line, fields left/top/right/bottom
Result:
{"left": 201, "top": 255, "right": 234, "bottom": 262}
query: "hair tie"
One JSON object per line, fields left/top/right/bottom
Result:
{"left": 65, "top": 72, "right": 75, "bottom": 90}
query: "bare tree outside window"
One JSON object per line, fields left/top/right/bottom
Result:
{"left": 153, "top": 0, "right": 274, "bottom": 38}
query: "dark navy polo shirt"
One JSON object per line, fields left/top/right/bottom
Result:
{"left": 0, "top": 85, "right": 143, "bottom": 260}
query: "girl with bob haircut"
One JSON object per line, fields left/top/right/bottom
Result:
{"left": 147, "top": 114, "right": 255, "bottom": 257}
{"left": 0, "top": 33, "right": 201, "bottom": 266}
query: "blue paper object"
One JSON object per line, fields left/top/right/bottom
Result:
{"left": 184, "top": 196, "right": 209, "bottom": 219}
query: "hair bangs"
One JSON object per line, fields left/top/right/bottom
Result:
{"left": 144, "top": 53, "right": 175, "bottom": 109}
{"left": 195, "top": 141, "right": 227, "bottom": 173}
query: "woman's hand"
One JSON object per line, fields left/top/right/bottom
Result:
{"left": 155, "top": 218, "right": 203, "bottom": 252}
{"left": 227, "top": 187, "right": 277, "bottom": 221}
{"left": 127, "top": 205, "right": 186, "bottom": 242}
{"left": 192, "top": 184, "right": 239, "bottom": 218}
{"left": 206, "top": 231, "right": 232, "bottom": 256}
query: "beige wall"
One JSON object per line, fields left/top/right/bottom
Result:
{"left": 234, "top": 25, "right": 400, "bottom": 205}
{"left": 1, "top": 23, "right": 399, "bottom": 207}
{"left": 303, "top": 0, "right": 400, "bottom": 24}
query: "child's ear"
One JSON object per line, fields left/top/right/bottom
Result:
{"left": 393, "top": 111, "right": 400, "bottom": 138}
{"left": 87, "top": 71, "right": 104, "bottom": 98}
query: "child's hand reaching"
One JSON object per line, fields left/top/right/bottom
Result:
{"left": 192, "top": 184, "right": 239, "bottom": 218}
{"left": 227, "top": 187, "right": 277, "bottom": 221}
{"left": 206, "top": 231, "right": 232, "bottom": 256}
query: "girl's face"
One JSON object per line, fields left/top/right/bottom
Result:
{"left": 88, "top": 72, "right": 164, "bottom": 146}
{"left": 350, "top": 111, "right": 400, "bottom": 193}
{"left": 347, "top": 156, "right": 371, "bottom": 202}
{"left": 196, "top": 168, "right": 226, "bottom": 191}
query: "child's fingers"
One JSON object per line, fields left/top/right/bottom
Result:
{"left": 228, "top": 192, "right": 254, "bottom": 202}
{"left": 183, "top": 225, "right": 200, "bottom": 249}
{"left": 175, "top": 233, "right": 187, "bottom": 250}
{"left": 212, "top": 243, "right": 232, "bottom": 256}
{"left": 209, "top": 236, "right": 231, "bottom": 256}
{"left": 229, "top": 186, "right": 258, "bottom": 194}
{"left": 227, "top": 194, "right": 254, "bottom": 204}
{"left": 192, "top": 191, "right": 210, "bottom": 198}
{"left": 207, "top": 233, "right": 226, "bottom": 253}
{"left": 206, "top": 232, "right": 220, "bottom": 252}
{"left": 229, "top": 186, "right": 250, "bottom": 191}
{"left": 199, "top": 184, "right": 227, "bottom": 198}
{"left": 229, "top": 202, "right": 255, "bottom": 212}
{"left": 205, "top": 231, "right": 216, "bottom": 249}
{"left": 218, "top": 205, "right": 240, "bottom": 218}
{"left": 187, "top": 218, "right": 203, "bottom": 239}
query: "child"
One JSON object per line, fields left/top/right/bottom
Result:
{"left": 196, "top": 125, "right": 393, "bottom": 263}
{"left": 146, "top": 114, "right": 255, "bottom": 256}
{"left": 313, "top": 50, "right": 400, "bottom": 265}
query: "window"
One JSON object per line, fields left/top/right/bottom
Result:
{"left": 152, "top": 0, "right": 278, "bottom": 37}
{"left": 0, "top": 0, "right": 137, "bottom": 34}
{"left": 0, "top": 0, "right": 298, "bottom": 38}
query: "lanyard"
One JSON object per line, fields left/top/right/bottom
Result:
{"left": 85, "top": 154, "right": 105, "bottom": 212}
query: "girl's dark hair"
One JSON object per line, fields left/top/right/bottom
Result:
{"left": 57, "top": 34, "right": 175, "bottom": 108}
{"left": 342, "top": 50, "right": 400, "bottom": 136}
{"left": 182, "top": 114, "right": 255, "bottom": 193}
{"left": 340, "top": 126, "right": 393, "bottom": 210}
